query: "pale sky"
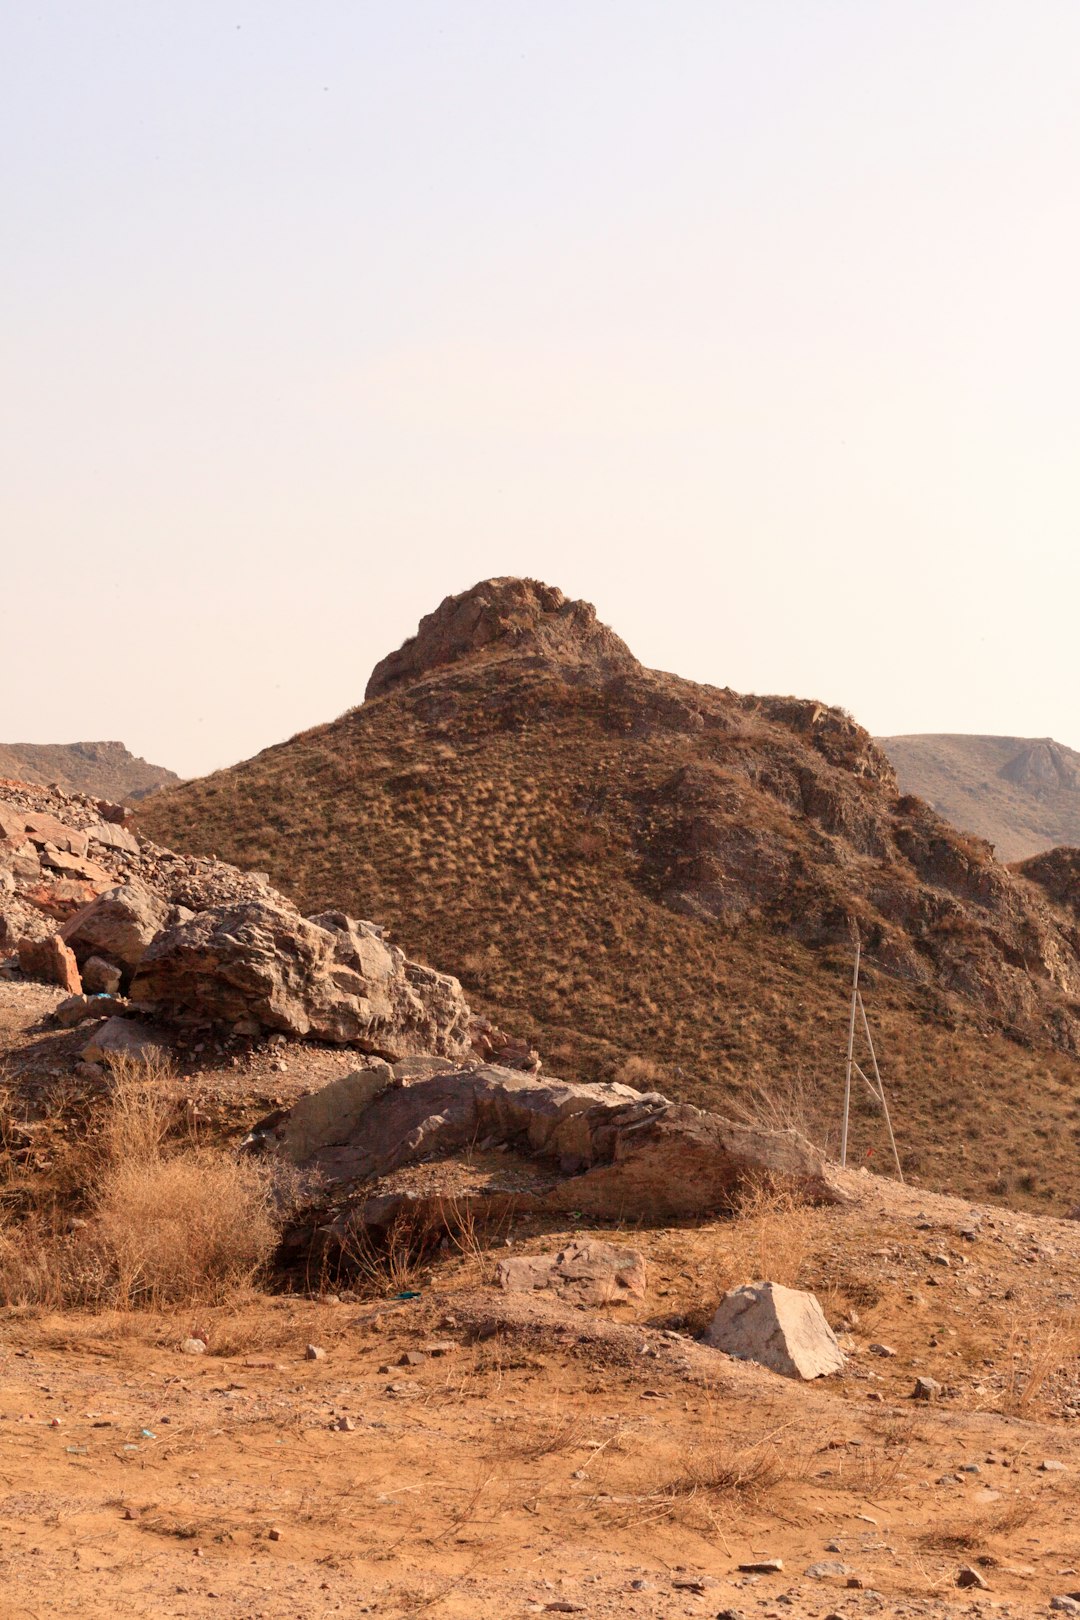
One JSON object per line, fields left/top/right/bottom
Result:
{"left": 4, "top": 2, "right": 1079, "bottom": 779}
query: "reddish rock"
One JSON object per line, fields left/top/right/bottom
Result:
{"left": 0, "top": 803, "right": 26, "bottom": 841}
{"left": 39, "top": 845, "right": 113, "bottom": 884}
{"left": 17, "top": 933, "right": 82, "bottom": 994}
{"left": 24, "top": 880, "right": 104, "bottom": 919}
{"left": 22, "top": 814, "right": 89, "bottom": 858}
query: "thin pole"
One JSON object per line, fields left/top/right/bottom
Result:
{"left": 858, "top": 991, "right": 904, "bottom": 1184}
{"left": 841, "top": 931, "right": 860, "bottom": 1168}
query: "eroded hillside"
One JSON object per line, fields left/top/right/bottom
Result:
{"left": 139, "top": 578, "right": 1080, "bottom": 1209}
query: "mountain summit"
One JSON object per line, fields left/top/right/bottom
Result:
{"left": 366, "top": 577, "right": 637, "bottom": 699}
{"left": 140, "top": 578, "right": 1080, "bottom": 1205}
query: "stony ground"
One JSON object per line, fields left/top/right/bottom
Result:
{"left": 3, "top": 982, "right": 1080, "bottom": 1619}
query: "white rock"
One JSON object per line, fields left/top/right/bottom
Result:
{"left": 704, "top": 1281, "right": 845, "bottom": 1380}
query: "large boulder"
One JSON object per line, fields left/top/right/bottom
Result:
{"left": 62, "top": 882, "right": 172, "bottom": 975}
{"left": 130, "top": 899, "right": 472, "bottom": 1057}
{"left": 704, "top": 1282, "right": 844, "bottom": 1379}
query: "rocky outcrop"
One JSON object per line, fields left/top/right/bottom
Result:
{"left": 365, "top": 577, "right": 637, "bottom": 699}
{"left": 1016, "top": 848, "right": 1080, "bottom": 923}
{"left": 705, "top": 1281, "right": 845, "bottom": 1379}
{"left": 260, "top": 1061, "right": 839, "bottom": 1243}
{"left": 130, "top": 899, "right": 472, "bottom": 1056}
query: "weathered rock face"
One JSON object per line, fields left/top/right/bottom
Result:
{"left": 63, "top": 882, "right": 172, "bottom": 977}
{"left": 704, "top": 1281, "right": 844, "bottom": 1379}
{"left": 264, "top": 1061, "right": 838, "bottom": 1235}
{"left": 130, "top": 900, "right": 472, "bottom": 1057}
{"left": 496, "top": 1241, "right": 647, "bottom": 1305}
{"left": 365, "top": 576, "right": 637, "bottom": 700}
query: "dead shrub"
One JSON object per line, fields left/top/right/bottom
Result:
{"left": 93, "top": 1149, "right": 276, "bottom": 1308}
{"left": 0, "top": 1059, "right": 278, "bottom": 1310}
{"left": 718, "top": 1172, "right": 826, "bottom": 1291}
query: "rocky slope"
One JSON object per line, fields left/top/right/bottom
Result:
{"left": 0, "top": 740, "right": 177, "bottom": 802}
{"left": 881, "top": 733, "right": 1080, "bottom": 862}
{"left": 0, "top": 780, "right": 479, "bottom": 1066}
{"left": 138, "top": 578, "right": 1080, "bottom": 1209}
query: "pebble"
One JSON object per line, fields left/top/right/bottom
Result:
{"left": 913, "top": 1376, "right": 941, "bottom": 1400}
{"left": 956, "top": 1565, "right": 989, "bottom": 1589}
{"left": 737, "top": 1559, "right": 783, "bottom": 1574}
{"left": 305, "top": 1345, "right": 325, "bottom": 1361}
{"left": 181, "top": 1338, "right": 207, "bottom": 1356}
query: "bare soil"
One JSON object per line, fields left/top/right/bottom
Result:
{"left": 3, "top": 985, "right": 1080, "bottom": 1618}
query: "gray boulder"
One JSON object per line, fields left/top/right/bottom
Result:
{"left": 81, "top": 1015, "right": 166, "bottom": 1064}
{"left": 704, "top": 1281, "right": 845, "bottom": 1379}
{"left": 63, "top": 882, "right": 171, "bottom": 974}
{"left": 130, "top": 899, "right": 472, "bottom": 1058}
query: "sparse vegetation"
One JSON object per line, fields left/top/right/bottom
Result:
{"left": 0, "top": 1055, "right": 279, "bottom": 1310}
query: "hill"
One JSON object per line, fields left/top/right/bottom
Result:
{"left": 138, "top": 577, "right": 1080, "bottom": 1209}
{"left": 0, "top": 739, "right": 177, "bottom": 802}
{"left": 880, "top": 733, "right": 1080, "bottom": 862}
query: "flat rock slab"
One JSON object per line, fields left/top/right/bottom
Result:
{"left": 496, "top": 1240, "right": 647, "bottom": 1305}
{"left": 705, "top": 1281, "right": 845, "bottom": 1380}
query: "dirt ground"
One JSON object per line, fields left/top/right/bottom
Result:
{"left": 3, "top": 982, "right": 1080, "bottom": 1619}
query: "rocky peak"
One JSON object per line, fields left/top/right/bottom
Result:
{"left": 365, "top": 577, "right": 638, "bottom": 699}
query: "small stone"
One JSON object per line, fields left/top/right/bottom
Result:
{"left": 267, "top": 1527, "right": 283, "bottom": 1541}
{"left": 912, "top": 1376, "right": 941, "bottom": 1400}
{"left": 181, "top": 1338, "right": 207, "bottom": 1356}
{"left": 399, "top": 1350, "right": 427, "bottom": 1366}
{"left": 331, "top": 1415, "right": 356, "bottom": 1432}
{"left": 1051, "top": 1598, "right": 1080, "bottom": 1614}
{"left": 868, "top": 1343, "right": 897, "bottom": 1358}
{"left": 805, "top": 1562, "right": 854, "bottom": 1580}
{"left": 1041, "top": 1459, "right": 1067, "bottom": 1472}
{"left": 737, "top": 1559, "right": 783, "bottom": 1574}
{"left": 957, "top": 1565, "right": 989, "bottom": 1590}
{"left": 305, "top": 1344, "right": 325, "bottom": 1361}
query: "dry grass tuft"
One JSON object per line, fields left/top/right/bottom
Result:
{"left": 0, "top": 1056, "right": 279, "bottom": 1310}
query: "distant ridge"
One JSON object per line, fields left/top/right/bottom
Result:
{"left": 879, "top": 734, "right": 1080, "bottom": 861}
{"left": 0, "top": 740, "right": 178, "bottom": 803}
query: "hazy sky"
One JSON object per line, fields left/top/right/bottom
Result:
{"left": 4, "top": 2, "right": 1079, "bottom": 778}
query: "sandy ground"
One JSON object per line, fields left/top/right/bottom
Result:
{"left": 3, "top": 982, "right": 1080, "bottom": 1619}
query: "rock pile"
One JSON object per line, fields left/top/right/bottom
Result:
{"left": 0, "top": 783, "right": 474, "bottom": 1062}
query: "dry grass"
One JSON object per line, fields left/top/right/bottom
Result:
{"left": 0, "top": 1054, "right": 279, "bottom": 1310}
{"left": 999, "top": 1309, "right": 1080, "bottom": 1416}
